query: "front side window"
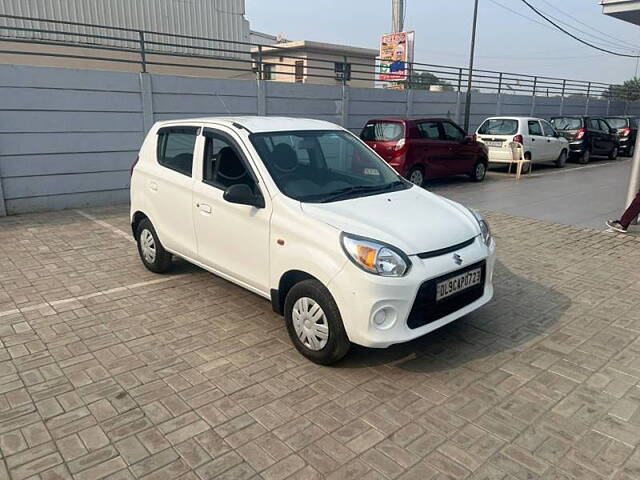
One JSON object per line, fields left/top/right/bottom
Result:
{"left": 442, "top": 122, "right": 465, "bottom": 141}
{"left": 598, "top": 119, "right": 611, "bottom": 132}
{"left": 418, "top": 122, "right": 441, "bottom": 140}
{"left": 477, "top": 119, "right": 518, "bottom": 135}
{"left": 588, "top": 118, "right": 601, "bottom": 131}
{"left": 541, "top": 120, "right": 556, "bottom": 137}
{"left": 250, "top": 130, "right": 409, "bottom": 203}
{"left": 156, "top": 127, "right": 198, "bottom": 176}
{"left": 528, "top": 121, "right": 543, "bottom": 136}
{"left": 203, "top": 132, "right": 257, "bottom": 192}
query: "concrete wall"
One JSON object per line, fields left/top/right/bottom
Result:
{"left": 0, "top": 63, "right": 636, "bottom": 215}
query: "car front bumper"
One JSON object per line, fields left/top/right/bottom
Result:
{"left": 327, "top": 235, "right": 496, "bottom": 348}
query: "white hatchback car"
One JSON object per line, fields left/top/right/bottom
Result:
{"left": 476, "top": 116, "right": 569, "bottom": 171}
{"left": 130, "top": 117, "right": 496, "bottom": 364}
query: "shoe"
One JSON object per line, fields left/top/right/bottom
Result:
{"left": 606, "top": 220, "right": 628, "bottom": 233}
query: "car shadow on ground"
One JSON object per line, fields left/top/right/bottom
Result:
{"left": 337, "top": 260, "right": 571, "bottom": 373}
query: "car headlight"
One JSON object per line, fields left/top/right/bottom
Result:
{"left": 340, "top": 233, "right": 410, "bottom": 277}
{"left": 470, "top": 209, "right": 492, "bottom": 246}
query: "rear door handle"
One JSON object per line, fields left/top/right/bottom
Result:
{"left": 149, "top": 181, "right": 158, "bottom": 192}
{"left": 197, "top": 203, "right": 212, "bottom": 214}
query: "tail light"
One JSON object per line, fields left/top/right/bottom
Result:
{"left": 513, "top": 134, "right": 524, "bottom": 144}
{"left": 130, "top": 156, "right": 140, "bottom": 176}
{"left": 575, "top": 128, "right": 586, "bottom": 140}
{"left": 620, "top": 127, "right": 631, "bottom": 137}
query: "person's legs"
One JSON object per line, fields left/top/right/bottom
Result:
{"left": 620, "top": 191, "right": 640, "bottom": 229}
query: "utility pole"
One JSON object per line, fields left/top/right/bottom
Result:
{"left": 392, "top": 0, "right": 404, "bottom": 33}
{"left": 463, "top": 0, "right": 479, "bottom": 133}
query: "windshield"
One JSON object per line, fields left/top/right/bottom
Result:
{"left": 550, "top": 117, "right": 582, "bottom": 130}
{"left": 477, "top": 119, "right": 518, "bottom": 135}
{"left": 250, "top": 130, "right": 410, "bottom": 203}
{"left": 605, "top": 117, "right": 628, "bottom": 129}
{"left": 361, "top": 122, "right": 404, "bottom": 142}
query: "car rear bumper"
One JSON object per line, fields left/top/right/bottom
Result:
{"left": 568, "top": 141, "right": 586, "bottom": 154}
{"left": 619, "top": 138, "right": 634, "bottom": 151}
{"left": 327, "top": 236, "right": 496, "bottom": 348}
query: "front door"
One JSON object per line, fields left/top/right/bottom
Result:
{"left": 526, "top": 120, "right": 547, "bottom": 161}
{"left": 192, "top": 127, "right": 271, "bottom": 295}
{"left": 440, "top": 121, "right": 475, "bottom": 174}
{"left": 541, "top": 120, "right": 563, "bottom": 160}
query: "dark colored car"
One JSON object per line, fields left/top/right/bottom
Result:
{"left": 549, "top": 116, "right": 619, "bottom": 164}
{"left": 360, "top": 118, "right": 489, "bottom": 185}
{"left": 604, "top": 116, "right": 638, "bottom": 157}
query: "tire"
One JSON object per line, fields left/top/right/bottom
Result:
{"left": 284, "top": 279, "right": 350, "bottom": 365}
{"left": 609, "top": 146, "right": 619, "bottom": 160}
{"left": 554, "top": 150, "right": 567, "bottom": 168}
{"left": 626, "top": 145, "right": 635, "bottom": 157}
{"left": 578, "top": 149, "right": 590, "bottom": 165}
{"left": 406, "top": 167, "right": 424, "bottom": 187}
{"left": 136, "top": 218, "right": 172, "bottom": 273}
{"left": 469, "top": 161, "right": 487, "bottom": 182}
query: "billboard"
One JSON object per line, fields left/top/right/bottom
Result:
{"left": 379, "top": 31, "right": 415, "bottom": 82}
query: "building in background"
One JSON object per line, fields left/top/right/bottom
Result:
{"left": 601, "top": 0, "right": 640, "bottom": 24}
{"left": 252, "top": 41, "right": 378, "bottom": 87}
{"left": 0, "top": 0, "right": 255, "bottom": 78}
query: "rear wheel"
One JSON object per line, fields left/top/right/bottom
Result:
{"left": 520, "top": 153, "right": 532, "bottom": 174}
{"left": 578, "top": 149, "right": 590, "bottom": 165}
{"left": 609, "top": 146, "right": 619, "bottom": 160}
{"left": 627, "top": 145, "right": 635, "bottom": 157}
{"left": 136, "top": 218, "right": 172, "bottom": 273}
{"left": 406, "top": 167, "right": 424, "bottom": 187}
{"left": 284, "top": 279, "right": 350, "bottom": 365}
{"left": 555, "top": 150, "right": 567, "bottom": 168}
{"left": 469, "top": 161, "right": 487, "bottom": 182}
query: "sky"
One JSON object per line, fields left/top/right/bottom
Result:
{"left": 245, "top": 0, "right": 640, "bottom": 86}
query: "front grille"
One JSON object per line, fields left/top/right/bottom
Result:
{"left": 417, "top": 237, "right": 476, "bottom": 259}
{"left": 407, "top": 261, "right": 486, "bottom": 329}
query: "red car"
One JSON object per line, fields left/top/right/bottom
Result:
{"left": 360, "top": 118, "right": 489, "bottom": 185}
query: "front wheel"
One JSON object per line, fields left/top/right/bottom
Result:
{"left": 284, "top": 279, "right": 350, "bottom": 365}
{"left": 469, "top": 161, "right": 487, "bottom": 182}
{"left": 609, "top": 146, "right": 619, "bottom": 160}
{"left": 555, "top": 150, "right": 567, "bottom": 168}
{"left": 136, "top": 218, "right": 172, "bottom": 273}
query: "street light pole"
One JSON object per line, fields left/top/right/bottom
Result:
{"left": 463, "top": 0, "right": 479, "bottom": 133}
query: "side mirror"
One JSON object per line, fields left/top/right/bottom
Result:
{"left": 223, "top": 184, "right": 265, "bottom": 209}
{"left": 462, "top": 135, "right": 473, "bottom": 144}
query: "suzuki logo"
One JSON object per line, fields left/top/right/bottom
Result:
{"left": 453, "top": 253, "right": 463, "bottom": 266}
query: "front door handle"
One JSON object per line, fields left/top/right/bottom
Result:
{"left": 149, "top": 181, "right": 158, "bottom": 192}
{"left": 197, "top": 203, "right": 212, "bottom": 214}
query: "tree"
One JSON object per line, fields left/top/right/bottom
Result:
{"left": 605, "top": 77, "right": 640, "bottom": 101}
{"left": 404, "top": 71, "right": 454, "bottom": 91}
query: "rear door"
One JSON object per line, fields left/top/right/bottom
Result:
{"left": 415, "top": 121, "right": 449, "bottom": 178}
{"left": 598, "top": 119, "right": 615, "bottom": 152}
{"left": 440, "top": 120, "right": 475, "bottom": 174}
{"left": 149, "top": 126, "right": 199, "bottom": 258}
{"left": 526, "top": 120, "right": 547, "bottom": 161}
{"left": 587, "top": 118, "right": 606, "bottom": 154}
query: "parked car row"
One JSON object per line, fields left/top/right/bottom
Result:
{"left": 358, "top": 115, "right": 637, "bottom": 185}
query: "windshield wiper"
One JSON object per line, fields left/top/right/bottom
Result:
{"left": 319, "top": 181, "right": 407, "bottom": 203}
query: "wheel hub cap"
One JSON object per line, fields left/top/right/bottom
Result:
{"left": 140, "top": 229, "right": 156, "bottom": 263}
{"left": 292, "top": 297, "right": 329, "bottom": 351}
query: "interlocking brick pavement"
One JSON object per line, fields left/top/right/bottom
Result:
{"left": 0, "top": 205, "right": 639, "bottom": 479}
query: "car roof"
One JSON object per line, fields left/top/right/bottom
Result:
{"left": 482, "top": 116, "right": 544, "bottom": 121}
{"left": 365, "top": 117, "right": 454, "bottom": 124}
{"left": 153, "top": 116, "right": 341, "bottom": 133}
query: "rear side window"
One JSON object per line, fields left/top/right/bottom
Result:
{"left": 418, "top": 121, "right": 441, "bottom": 140}
{"left": 157, "top": 127, "right": 199, "bottom": 176}
{"left": 528, "top": 121, "right": 543, "bottom": 136}
{"left": 361, "top": 122, "right": 404, "bottom": 142}
{"left": 477, "top": 119, "right": 518, "bottom": 135}
{"left": 551, "top": 117, "right": 582, "bottom": 130}
{"left": 588, "top": 118, "right": 601, "bottom": 131}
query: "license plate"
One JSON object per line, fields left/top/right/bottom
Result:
{"left": 484, "top": 140, "right": 503, "bottom": 148}
{"left": 436, "top": 268, "right": 482, "bottom": 301}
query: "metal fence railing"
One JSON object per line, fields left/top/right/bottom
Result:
{"left": 0, "top": 13, "right": 633, "bottom": 100}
